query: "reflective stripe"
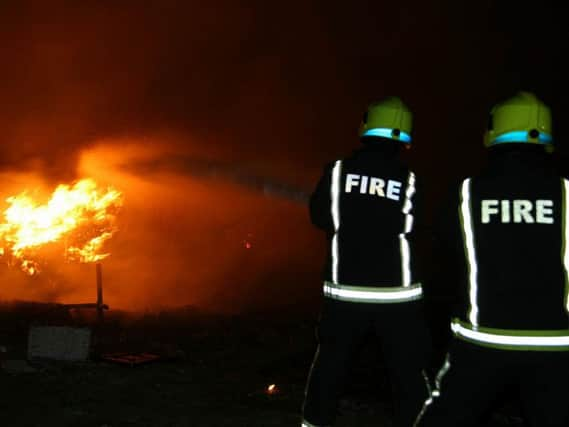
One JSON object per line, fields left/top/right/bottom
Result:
{"left": 413, "top": 395, "right": 433, "bottom": 427}
{"left": 451, "top": 319, "right": 569, "bottom": 351}
{"left": 433, "top": 352, "right": 451, "bottom": 396}
{"left": 361, "top": 127, "right": 412, "bottom": 143}
{"left": 492, "top": 130, "right": 553, "bottom": 145}
{"left": 330, "top": 161, "right": 342, "bottom": 283}
{"left": 399, "top": 172, "right": 416, "bottom": 287}
{"left": 413, "top": 369, "right": 436, "bottom": 427}
{"left": 323, "top": 281, "right": 422, "bottom": 303}
{"left": 303, "top": 345, "right": 320, "bottom": 397}
{"left": 414, "top": 353, "right": 452, "bottom": 426}
{"left": 422, "top": 369, "right": 432, "bottom": 396}
{"left": 459, "top": 178, "right": 479, "bottom": 327}
{"left": 563, "top": 179, "right": 569, "bottom": 313}
{"left": 301, "top": 421, "right": 326, "bottom": 427}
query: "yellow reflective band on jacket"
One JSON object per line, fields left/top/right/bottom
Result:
{"left": 323, "top": 281, "right": 422, "bottom": 303}
{"left": 459, "top": 178, "right": 480, "bottom": 327}
{"left": 451, "top": 319, "right": 569, "bottom": 351}
{"left": 330, "top": 160, "right": 343, "bottom": 284}
{"left": 399, "top": 171, "right": 416, "bottom": 287}
{"left": 562, "top": 178, "right": 569, "bottom": 313}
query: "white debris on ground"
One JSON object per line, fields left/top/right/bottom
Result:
{"left": 28, "top": 326, "right": 92, "bottom": 362}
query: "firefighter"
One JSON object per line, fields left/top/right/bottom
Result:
{"left": 416, "top": 92, "right": 569, "bottom": 427}
{"left": 301, "top": 97, "right": 432, "bottom": 427}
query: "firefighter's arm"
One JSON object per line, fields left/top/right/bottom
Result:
{"left": 309, "top": 163, "right": 334, "bottom": 232}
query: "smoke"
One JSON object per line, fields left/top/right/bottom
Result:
{"left": 123, "top": 151, "right": 310, "bottom": 204}
{"left": 75, "top": 139, "right": 321, "bottom": 313}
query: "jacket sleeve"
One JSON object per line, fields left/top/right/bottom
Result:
{"left": 309, "top": 162, "right": 334, "bottom": 232}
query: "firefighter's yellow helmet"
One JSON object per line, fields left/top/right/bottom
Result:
{"left": 484, "top": 91, "right": 553, "bottom": 148}
{"left": 359, "top": 97, "right": 413, "bottom": 144}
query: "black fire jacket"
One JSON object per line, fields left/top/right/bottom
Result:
{"left": 436, "top": 146, "right": 569, "bottom": 350}
{"left": 310, "top": 142, "right": 422, "bottom": 301}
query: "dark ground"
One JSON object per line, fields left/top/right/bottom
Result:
{"left": 0, "top": 302, "right": 525, "bottom": 427}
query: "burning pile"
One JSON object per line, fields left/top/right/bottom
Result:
{"left": 0, "top": 178, "right": 123, "bottom": 275}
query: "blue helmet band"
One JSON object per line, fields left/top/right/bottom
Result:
{"left": 491, "top": 130, "right": 553, "bottom": 145}
{"left": 361, "top": 128, "right": 412, "bottom": 143}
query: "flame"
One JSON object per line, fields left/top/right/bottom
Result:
{"left": 266, "top": 384, "right": 278, "bottom": 395}
{"left": 0, "top": 178, "right": 123, "bottom": 275}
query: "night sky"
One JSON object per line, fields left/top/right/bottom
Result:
{"left": 0, "top": 1, "right": 568, "bottom": 312}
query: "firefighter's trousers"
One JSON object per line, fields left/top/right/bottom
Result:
{"left": 417, "top": 339, "right": 569, "bottom": 427}
{"left": 302, "top": 298, "right": 432, "bottom": 427}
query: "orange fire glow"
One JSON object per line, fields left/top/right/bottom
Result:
{"left": 266, "top": 384, "right": 278, "bottom": 395}
{"left": 0, "top": 178, "right": 123, "bottom": 275}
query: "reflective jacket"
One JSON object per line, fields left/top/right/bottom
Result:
{"left": 310, "top": 143, "right": 422, "bottom": 303}
{"left": 438, "top": 148, "right": 569, "bottom": 351}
